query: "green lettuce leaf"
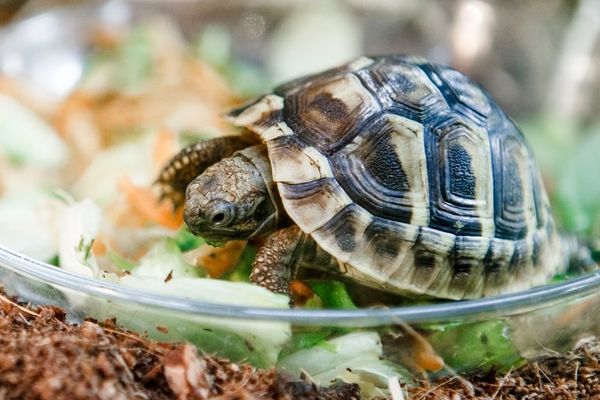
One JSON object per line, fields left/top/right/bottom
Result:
{"left": 426, "top": 320, "right": 523, "bottom": 373}
{"left": 278, "top": 331, "right": 411, "bottom": 397}
{"left": 91, "top": 239, "right": 291, "bottom": 367}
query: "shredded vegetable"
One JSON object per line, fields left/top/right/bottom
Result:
{"left": 0, "top": 12, "right": 596, "bottom": 392}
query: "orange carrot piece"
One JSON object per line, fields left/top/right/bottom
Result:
{"left": 0, "top": 76, "right": 57, "bottom": 119}
{"left": 89, "top": 25, "right": 123, "bottom": 50}
{"left": 197, "top": 241, "right": 246, "bottom": 278}
{"left": 91, "top": 237, "right": 107, "bottom": 256}
{"left": 53, "top": 91, "right": 92, "bottom": 138}
{"left": 118, "top": 176, "right": 183, "bottom": 229}
{"left": 412, "top": 340, "right": 445, "bottom": 372}
{"left": 152, "top": 129, "right": 177, "bottom": 172}
{"left": 289, "top": 280, "right": 314, "bottom": 300}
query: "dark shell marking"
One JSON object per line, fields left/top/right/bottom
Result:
{"left": 229, "top": 55, "right": 573, "bottom": 299}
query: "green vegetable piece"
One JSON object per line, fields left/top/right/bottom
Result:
{"left": 0, "top": 94, "right": 68, "bottom": 168}
{"left": 554, "top": 126, "right": 600, "bottom": 235}
{"left": 302, "top": 294, "right": 324, "bottom": 309}
{"left": 94, "top": 274, "right": 291, "bottom": 367}
{"left": 185, "top": 327, "right": 276, "bottom": 367}
{"left": 205, "top": 238, "right": 226, "bottom": 248}
{"left": 279, "top": 328, "right": 335, "bottom": 358}
{"left": 194, "top": 24, "right": 269, "bottom": 97}
{"left": 77, "top": 236, "right": 94, "bottom": 262}
{"left": 278, "top": 331, "right": 411, "bottom": 397}
{"left": 174, "top": 228, "right": 205, "bottom": 252}
{"left": 47, "top": 255, "right": 60, "bottom": 267}
{"left": 226, "top": 62, "right": 270, "bottom": 97}
{"left": 195, "top": 24, "right": 232, "bottom": 69}
{"left": 178, "top": 131, "right": 214, "bottom": 148}
{"left": 132, "top": 239, "right": 201, "bottom": 279}
{"left": 310, "top": 281, "right": 357, "bottom": 309}
{"left": 108, "top": 251, "right": 138, "bottom": 272}
{"left": 427, "top": 320, "right": 523, "bottom": 373}
{"left": 116, "top": 28, "right": 152, "bottom": 91}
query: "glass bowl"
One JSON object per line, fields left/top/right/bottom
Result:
{"left": 1, "top": 0, "right": 599, "bottom": 390}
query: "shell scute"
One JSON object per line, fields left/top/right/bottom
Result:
{"left": 437, "top": 66, "right": 492, "bottom": 120}
{"left": 311, "top": 204, "right": 372, "bottom": 264}
{"left": 332, "top": 114, "right": 429, "bottom": 226}
{"left": 346, "top": 216, "right": 420, "bottom": 292}
{"left": 357, "top": 59, "right": 448, "bottom": 121}
{"left": 282, "top": 73, "right": 381, "bottom": 153}
{"left": 278, "top": 178, "right": 353, "bottom": 233}
{"left": 427, "top": 115, "right": 494, "bottom": 237}
{"left": 267, "top": 136, "right": 333, "bottom": 184}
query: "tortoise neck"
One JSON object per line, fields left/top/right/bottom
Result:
{"left": 237, "top": 144, "right": 285, "bottom": 237}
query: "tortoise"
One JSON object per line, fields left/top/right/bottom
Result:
{"left": 156, "top": 55, "right": 595, "bottom": 301}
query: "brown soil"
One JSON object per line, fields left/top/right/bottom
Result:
{"left": 0, "top": 290, "right": 598, "bottom": 399}
{"left": 410, "top": 338, "right": 600, "bottom": 399}
{"left": 0, "top": 291, "right": 358, "bottom": 400}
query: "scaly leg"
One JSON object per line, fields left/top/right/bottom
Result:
{"left": 251, "top": 226, "right": 304, "bottom": 298}
{"left": 155, "top": 135, "right": 257, "bottom": 208}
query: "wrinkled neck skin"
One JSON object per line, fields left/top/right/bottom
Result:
{"left": 183, "top": 144, "right": 283, "bottom": 242}
{"left": 237, "top": 145, "right": 284, "bottom": 237}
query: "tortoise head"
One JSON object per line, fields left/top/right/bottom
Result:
{"left": 183, "top": 146, "right": 280, "bottom": 242}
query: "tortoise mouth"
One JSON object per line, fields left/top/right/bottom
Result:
{"left": 187, "top": 224, "right": 246, "bottom": 241}
{"left": 186, "top": 222, "right": 256, "bottom": 242}
{"left": 186, "top": 217, "right": 279, "bottom": 243}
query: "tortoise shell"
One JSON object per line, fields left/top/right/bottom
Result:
{"left": 227, "top": 55, "right": 565, "bottom": 299}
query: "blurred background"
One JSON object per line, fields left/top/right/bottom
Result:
{"left": 0, "top": 0, "right": 599, "bottom": 238}
{"left": 5, "top": 0, "right": 599, "bottom": 119}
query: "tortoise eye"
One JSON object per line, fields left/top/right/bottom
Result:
{"left": 209, "top": 203, "right": 236, "bottom": 226}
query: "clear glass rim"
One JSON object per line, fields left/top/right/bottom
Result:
{"left": 1, "top": 2, "right": 599, "bottom": 327}
{"left": 2, "top": 244, "right": 599, "bottom": 326}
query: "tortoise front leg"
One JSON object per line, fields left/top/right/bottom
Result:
{"left": 251, "top": 226, "right": 303, "bottom": 298}
{"left": 155, "top": 135, "right": 257, "bottom": 207}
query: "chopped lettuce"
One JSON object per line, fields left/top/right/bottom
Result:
{"left": 0, "top": 94, "right": 68, "bottom": 168}
{"left": 279, "top": 327, "right": 335, "bottom": 358}
{"left": 58, "top": 198, "right": 101, "bottom": 278}
{"left": 130, "top": 239, "right": 201, "bottom": 279}
{"left": 115, "top": 27, "right": 153, "bottom": 92}
{"left": 195, "top": 24, "right": 232, "bottom": 69}
{"left": 97, "top": 275, "right": 291, "bottom": 367}
{"left": 195, "top": 25, "right": 269, "bottom": 97}
{"left": 174, "top": 227, "right": 205, "bottom": 252}
{"left": 107, "top": 250, "right": 137, "bottom": 272}
{"left": 310, "top": 281, "right": 357, "bottom": 309}
{"left": 51, "top": 199, "right": 290, "bottom": 367}
{"left": 426, "top": 320, "right": 523, "bottom": 373}
{"left": 0, "top": 192, "right": 62, "bottom": 262}
{"left": 89, "top": 239, "right": 291, "bottom": 367}
{"left": 278, "top": 331, "right": 411, "bottom": 398}
{"left": 71, "top": 139, "right": 153, "bottom": 206}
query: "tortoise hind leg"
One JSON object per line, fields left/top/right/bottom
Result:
{"left": 155, "top": 135, "right": 257, "bottom": 208}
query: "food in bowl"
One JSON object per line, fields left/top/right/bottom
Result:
{"left": 0, "top": 11, "right": 598, "bottom": 396}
